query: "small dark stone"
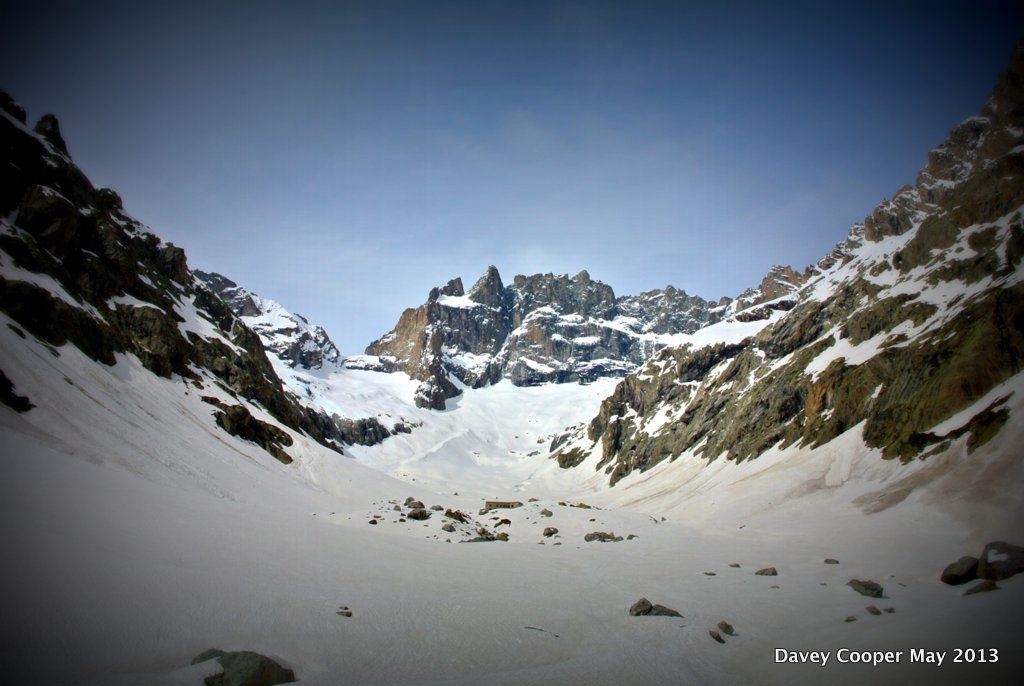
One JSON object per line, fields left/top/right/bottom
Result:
{"left": 430, "top": 504, "right": 444, "bottom": 511}
{"left": 755, "top": 567, "right": 777, "bottom": 576}
{"left": 709, "top": 630, "right": 725, "bottom": 644}
{"left": 627, "top": 534, "right": 639, "bottom": 540}
{"left": 368, "top": 519, "right": 378, "bottom": 525}
{"left": 717, "top": 620, "right": 735, "bottom": 635}
{"left": 441, "top": 523, "right": 455, "bottom": 533}
{"left": 543, "top": 527, "right": 559, "bottom": 538}
{"left": 407, "top": 508, "right": 431, "bottom": 520}
{"left": 847, "top": 579, "right": 884, "bottom": 598}
{"left": 866, "top": 605, "right": 882, "bottom": 615}
{"left": 728, "top": 563, "right": 741, "bottom": 568}
{"left": 404, "top": 497, "right": 425, "bottom": 509}
{"left": 941, "top": 555, "right": 979, "bottom": 585}
{"left": 540, "top": 508, "right": 553, "bottom": 517}
{"left": 964, "top": 580, "right": 1000, "bottom": 595}
{"left": 704, "top": 572, "right": 716, "bottom": 576}
{"left": 824, "top": 558, "right": 840, "bottom": 565}
{"left": 844, "top": 616, "right": 857, "bottom": 623}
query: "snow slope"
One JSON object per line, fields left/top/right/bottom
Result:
{"left": 3, "top": 311, "right": 1021, "bottom": 685}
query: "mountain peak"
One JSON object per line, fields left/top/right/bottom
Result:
{"left": 469, "top": 265, "right": 505, "bottom": 308}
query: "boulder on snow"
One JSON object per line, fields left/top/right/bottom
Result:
{"left": 543, "top": 527, "right": 559, "bottom": 538}
{"left": 824, "top": 558, "right": 840, "bottom": 565}
{"left": 584, "top": 531, "right": 623, "bottom": 543}
{"left": 754, "top": 567, "right": 777, "bottom": 576}
{"left": 628, "top": 597, "right": 682, "bottom": 617}
{"left": 847, "top": 579, "right": 884, "bottom": 598}
{"left": 191, "top": 648, "right": 296, "bottom": 686}
{"left": 709, "top": 630, "right": 725, "bottom": 644}
{"left": 407, "top": 508, "right": 431, "bottom": 520}
{"left": 940, "top": 555, "right": 979, "bottom": 585}
{"left": 717, "top": 620, "right": 735, "bottom": 636}
{"left": 977, "top": 541, "right": 1024, "bottom": 581}
{"left": 540, "top": 508, "right": 553, "bottom": 517}
{"left": 404, "top": 497, "right": 425, "bottom": 509}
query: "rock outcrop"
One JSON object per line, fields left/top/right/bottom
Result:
{"left": 549, "top": 42, "right": 1024, "bottom": 485}
{"left": 0, "top": 95, "right": 386, "bottom": 461}
{"left": 366, "top": 266, "right": 728, "bottom": 408}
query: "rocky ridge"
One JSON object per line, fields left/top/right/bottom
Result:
{"left": 195, "top": 270, "right": 341, "bottom": 371}
{"left": 365, "top": 266, "right": 736, "bottom": 409}
{"left": 549, "top": 41, "right": 1024, "bottom": 485}
{"left": 0, "top": 94, "right": 389, "bottom": 459}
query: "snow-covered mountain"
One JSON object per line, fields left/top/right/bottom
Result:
{"left": 365, "top": 265, "right": 733, "bottom": 408}
{"left": 549, "top": 41, "right": 1024, "bottom": 501}
{"left": 2, "top": 42, "right": 1024, "bottom": 686}
{"left": 195, "top": 270, "right": 342, "bottom": 371}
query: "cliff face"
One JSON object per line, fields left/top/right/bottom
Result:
{"left": 366, "top": 266, "right": 729, "bottom": 408}
{"left": 0, "top": 95, "right": 387, "bottom": 459}
{"left": 550, "top": 42, "right": 1024, "bottom": 485}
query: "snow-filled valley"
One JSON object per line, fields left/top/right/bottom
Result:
{"left": 2, "top": 307, "right": 1021, "bottom": 685}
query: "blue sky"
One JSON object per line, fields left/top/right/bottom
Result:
{"left": 2, "top": 1, "right": 1022, "bottom": 354}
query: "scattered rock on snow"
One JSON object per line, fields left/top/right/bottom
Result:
{"left": 728, "top": 563, "right": 741, "bottom": 568}
{"left": 940, "top": 556, "right": 979, "bottom": 585}
{"left": 336, "top": 605, "right": 352, "bottom": 617}
{"left": 717, "top": 620, "right": 735, "bottom": 636}
{"left": 191, "top": 648, "right": 296, "bottom": 686}
{"left": 404, "top": 497, "right": 425, "bottom": 509}
{"left": 543, "top": 527, "right": 558, "bottom": 538}
{"left": 866, "top": 605, "right": 882, "bottom": 616}
{"left": 445, "top": 508, "right": 468, "bottom": 522}
{"left": 844, "top": 616, "right": 857, "bottom": 622}
{"left": 540, "top": 508, "right": 553, "bottom": 517}
{"left": 441, "top": 523, "right": 455, "bottom": 533}
{"left": 709, "top": 630, "right": 725, "bottom": 644}
{"left": 430, "top": 504, "right": 444, "bottom": 511}
{"left": 407, "top": 508, "right": 431, "bottom": 521}
{"left": 755, "top": 567, "right": 777, "bottom": 576}
{"left": 824, "top": 558, "right": 840, "bottom": 565}
{"left": 847, "top": 579, "right": 884, "bottom": 598}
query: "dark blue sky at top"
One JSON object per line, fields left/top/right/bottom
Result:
{"left": 2, "top": 1, "right": 1022, "bottom": 353}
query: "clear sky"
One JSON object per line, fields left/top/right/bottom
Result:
{"left": 2, "top": 1, "right": 1022, "bottom": 354}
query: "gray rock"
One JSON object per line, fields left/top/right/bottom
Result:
{"left": 717, "top": 620, "right": 735, "bottom": 635}
{"left": 191, "top": 649, "right": 296, "bottom": 686}
{"left": 755, "top": 567, "right": 777, "bottom": 576}
{"left": 441, "top": 523, "right": 455, "bottom": 533}
{"left": 543, "top": 527, "right": 559, "bottom": 538}
{"left": 866, "top": 605, "right": 882, "bottom": 615}
{"left": 430, "top": 504, "right": 444, "bottom": 511}
{"left": 540, "top": 508, "right": 553, "bottom": 517}
{"left": 940, "top": 555, "right": 979, "bottom": 585}
{"left": 629, "top": 598, "right": 653, "bottom": 616}
{"left": 824, "top": 558, "right": 840, "bottom": 565}
{"left": 847, "top": 579, "right": 884, "bottom": 598}
{"left": 404, "top": 498, "right": 425, "bottom": 509}
{"left": 628, "top": 597, "right": 682, "bottom": 617}
{"left": 976, "top": 541, "right": 1024, "bottom": 581}
{"left": 709, "top": 630, "right": 725, "bottom": 644}
{"left": 407, "top": 508, "right": 431, "bottom": 520}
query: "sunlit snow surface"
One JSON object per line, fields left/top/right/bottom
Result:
{"left": 2, "top": 304, "right": 1023, "bottom": 685}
